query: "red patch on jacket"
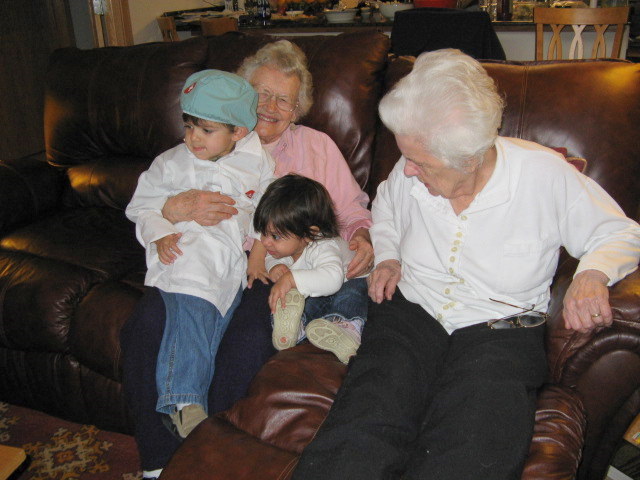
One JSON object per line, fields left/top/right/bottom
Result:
{"left": 245, "top": 190, "right": 255, "bottom": 198}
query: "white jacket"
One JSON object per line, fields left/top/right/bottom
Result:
{"left": 126, "top": 132, "right": 275, "bottom": 315}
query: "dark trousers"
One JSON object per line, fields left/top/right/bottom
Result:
{"left": 120, "top": 281, "right": 274, "bottom": 471}
{"left": 292, "top": 290, "right": 547, "bottom": 480}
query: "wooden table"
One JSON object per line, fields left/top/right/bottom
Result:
{"left": 0, "top": 444, "right": 27, "bottom": 479}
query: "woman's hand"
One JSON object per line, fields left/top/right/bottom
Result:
{"left": 154, "top": 233, "right": 183, "bottom": 265}
{"left": 162, "top": 190, "right": 238, "bottom": 226}
{"left": 563, "top": 269, "right": 612, "bottom": 332}
{"left": 346, "top": 227, "right": 375, "bottom": 279}
{"left": 269, "top": 270, "right": 296, "bottom": 313}
{"left": 368, "top": 259, "right": 401, "bottom": 304}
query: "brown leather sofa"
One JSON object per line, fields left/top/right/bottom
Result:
{"left": 0, "top": 31, "right": 638, "bottom": 480}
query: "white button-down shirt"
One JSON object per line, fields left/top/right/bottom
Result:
{"left": 126, "top": 132, "right": 274, "bottom": 315}
{"left": 371, "top": 137, "right": 640, "bottom": 333}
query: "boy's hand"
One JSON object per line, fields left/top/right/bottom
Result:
{"left": 269, "top": 271, "right": 296, "bottom": 313}
{"left": 268, "top": 264, "right": 290, "bottom": 283}
{"left": 154, "top": 233, "right": 183, "bottom": 265}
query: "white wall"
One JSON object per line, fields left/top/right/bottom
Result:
{"left": 129, "top": 0, "right": 212, "bottom": 44}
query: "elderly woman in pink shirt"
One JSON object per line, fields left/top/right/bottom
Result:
{"left": 120, "top": 40, "right": 373, "bottom": 480}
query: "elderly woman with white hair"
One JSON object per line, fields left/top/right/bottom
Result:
{"left": 292, "top": 49, "right": 640, "bottom": 480}
{"left": 120, "top": 40, "right": 374, "bottom": 479}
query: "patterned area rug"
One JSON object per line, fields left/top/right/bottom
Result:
{"left": 0, "top": 402, "right": 141, "bottom": 479}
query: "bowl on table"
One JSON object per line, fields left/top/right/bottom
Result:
{"left": 378, "top": 2, "right": 413, "bottom": 20}
{"left": 324, "top": 8, "right": 358, "bottom": 23}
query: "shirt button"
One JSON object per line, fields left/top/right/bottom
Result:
{"left": 443, "top": 305, "right": 449, "bottom": 310}
{"left": 450, "top": 256, "right": 455, "bottom": 262}
{"left": 436, "top": 313, "right": 443, "bottom": 320}
{"left": 461, "top": 215, "right": 468, "bottom": 221}
{"left": 449, "top": 267, "right": 454, "bottom": 274}
{"left": 456, "top": 232, "right": 463, "bottom": 238}
{"left": 444, "top": 288, "right": 450, "bottom": 294}
{"left": 451, "top": 247, "right": 457, "bottom": 252}
{"left": 454, "top": 240, "right": 461, "bottom": 245}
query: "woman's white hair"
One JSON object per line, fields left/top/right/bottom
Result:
{"left": 378, "top": 49, "right": 504, "bottom": 170}
{"left": 237, "top": 40, "right": 313, "bottom": 120}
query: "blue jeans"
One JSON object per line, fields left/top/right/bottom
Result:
{"left": 156, "top": 288, "right": 242, "bottom": 414}
{"left": 301, "top": 278, "right": 368, "bottom": 333}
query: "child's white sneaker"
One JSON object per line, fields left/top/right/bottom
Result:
{"left": 272, "top": 288, "right": 305, "bottom": 350}
{"left": 306, "top": 317, "right": 361, "bottom": 364}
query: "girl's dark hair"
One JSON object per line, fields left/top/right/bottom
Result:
{"left": 254, "top": 174, "right": 340, "bottom": 240}
{"left": 182, "top": 113, "right": 235, "bottom": 132}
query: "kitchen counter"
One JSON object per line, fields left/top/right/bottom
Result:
{"left": 167, "top": 8, "right": 626, "bottom": 61}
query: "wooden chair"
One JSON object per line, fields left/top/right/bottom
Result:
{"left": 534, "top": 6, "right": 630, "bottom": 60}
{"left": 200, "top": 17, "right": 238, "bottom": 36}
{"left": 157, "top": 16, "right": 180, "bottom": 42}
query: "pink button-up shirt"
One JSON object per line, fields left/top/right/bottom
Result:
{"left": 264, "top": 124, "right": 372, "bottom": 242}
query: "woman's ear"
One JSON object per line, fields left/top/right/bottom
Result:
{"left": 232, "top": 126, "right": 249, "bottom": 141}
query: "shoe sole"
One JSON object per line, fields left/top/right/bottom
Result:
{"left": 306, "top": 318, "right": 359, "bottom": 364}
{"left": 272, "top": 289, "right": 305, "bottom": 350}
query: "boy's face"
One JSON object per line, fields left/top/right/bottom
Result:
{"left": 183, "top": 119, "right": 244, "bottom": 162}
{"left": 261, "top": 223, "right": 310, "bottom": 262}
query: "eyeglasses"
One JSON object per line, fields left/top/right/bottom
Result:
{"left": 255, "top": 87, "right": 298, "bottom": 112}
{"left": 487, "top": 298, "right": 548, "bottom": 330}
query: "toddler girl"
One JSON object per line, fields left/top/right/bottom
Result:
{"left": 250, "top": 174, "right": 368, "bottom": 364}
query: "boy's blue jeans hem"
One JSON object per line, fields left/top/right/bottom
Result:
{"left": 155, "top": 288, "right": 242, "bottom": 415}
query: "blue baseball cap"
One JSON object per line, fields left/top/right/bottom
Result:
{"left": 180, "top": 69, "right": 258, "bottom": 130}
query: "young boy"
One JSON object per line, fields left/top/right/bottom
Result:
{"left": 126, "top": 70, "right": 274, "bottom": 440}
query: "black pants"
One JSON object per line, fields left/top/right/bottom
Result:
{"left": 292, "top": 290, "right": 547, "bottom": 480}
{"left": 120, "top": 281, "right": 275, "bottom": 471}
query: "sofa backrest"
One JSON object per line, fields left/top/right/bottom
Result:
{"left": 372, "top": 56, "right": 640, "bottom": 220}
{"left": 44, "top": 32, "right": 390, "bottom": 210}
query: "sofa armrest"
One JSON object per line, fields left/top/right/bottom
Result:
{"left": 522, "top": 385, "right": 587, "bottom": 480}
{"left": 545, "top": 261, "right": 640, "bottom": 478}
{"left": 0, "top": 153, "right": 65, "bottom": 235}
{"left": 546, "top": 258, "right": 640, "bottom": 384}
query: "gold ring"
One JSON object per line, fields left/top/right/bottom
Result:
{"left": 591, "top": 313, "right": 601, "bottom": 318}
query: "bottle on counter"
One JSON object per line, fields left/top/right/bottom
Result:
{"left": 496, "top": 0, "right": 512, "bottom": 20}
{"left": 256, "top": 0, "right": 272, "bottom": 24}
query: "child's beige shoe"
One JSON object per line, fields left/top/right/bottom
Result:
{"left": 306, "top": 318, "right": 361, "bottom": 364}
{"left": 169, "top": 404, "right": 208, "bottom": 439}
{"left": 272, "top": 288, "right": 305, "bottom": 350}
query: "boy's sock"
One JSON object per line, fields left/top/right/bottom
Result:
{"left": 169, "top": 404, "right": 208, "bottom": 439}
{"left": 272, "top": 288, "right": 305, "bottom": 350}
{"left": 143, "top": 468, "right": 163, "bottom": 479}
{"left": 306, "top": 317, "right": 362, "bottom": 364}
